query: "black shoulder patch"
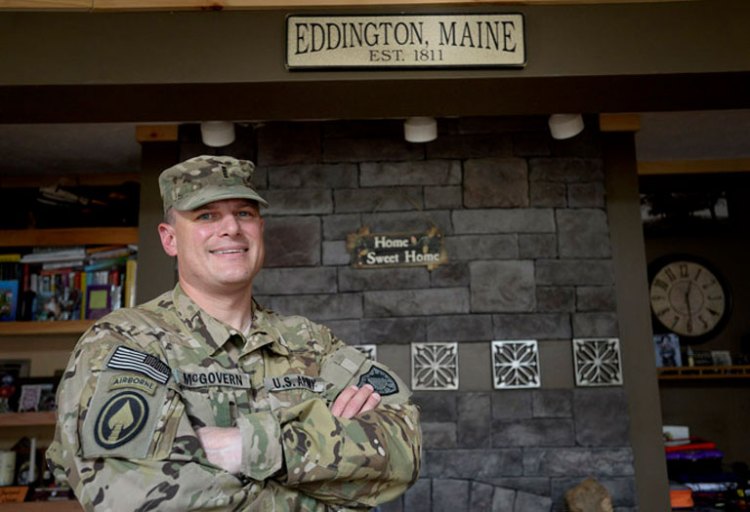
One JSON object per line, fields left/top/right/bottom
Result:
{"left": 357, "top": 366, "right": 399, "bottom": 396}
{"left": 94, "top": 391, "right": 150, "bottom": 450}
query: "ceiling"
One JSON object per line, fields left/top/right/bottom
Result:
{"left": 1, "top": 110, "right": 749, "bottom": 176}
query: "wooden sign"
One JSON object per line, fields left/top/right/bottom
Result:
{"left": 347, "top": 227, "right": 447, "bottom": 270}
{"left": 287, "top": 13, "right": 525, "bottom": 69}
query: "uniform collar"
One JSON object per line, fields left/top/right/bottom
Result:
{"left": 170, "top": 284, "right": 289, "bottom": 357}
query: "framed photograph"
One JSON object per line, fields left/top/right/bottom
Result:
{"left": 0, "top": 360, "right": 30, "bottom": 414}
{"left": 711, "top": 350, "right": 732, "bottom": 367}
{"left": 0, "top": 280, "right": 19, "bottom": 322}
{"left": 654, "top": 333, "right": 682, "bottom": 368}
{"left": 85, "top": 285, "right": 112, "bottom": 320}
{"left": 16, "top": 378, "right": 58, "bottom": 413}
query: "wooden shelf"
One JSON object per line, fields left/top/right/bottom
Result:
{"left": 0, "top": 501, "right": 81, "bottom": 511}
{"left": 0, "top": 321, "right": 93, "bottom": 336}
{"left": 0, "top": 412, "right": 56, "bottom": 427}
{"left": 658, "top": 365, "right": 750, "bottom": 380}
{"left": 0, "top": 227, "right": 138, "bottom": 248}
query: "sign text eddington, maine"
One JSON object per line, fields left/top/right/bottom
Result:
{"left": 287, "top": 14, "right": 525, "bottom": 69}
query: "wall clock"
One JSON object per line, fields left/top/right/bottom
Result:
{"left": 648, "top": 255, "right": 731, "bottom": 343}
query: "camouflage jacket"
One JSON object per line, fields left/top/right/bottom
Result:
{"left": 46, "top": 285, "right": 421, "bottom": 511}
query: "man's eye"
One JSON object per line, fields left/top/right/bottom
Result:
{"left": 196, "top": 212, "right": 212, "bottom": 221}
{"left": 237, "top": 210, "right": 256, "bottom": 218}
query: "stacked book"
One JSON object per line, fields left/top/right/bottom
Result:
{"left": 0, "top": 245, "right": 137, "bottom": 322}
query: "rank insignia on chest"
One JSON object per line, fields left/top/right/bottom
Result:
{"left": 357, "top": 366, "right": 399, "bottom": 396}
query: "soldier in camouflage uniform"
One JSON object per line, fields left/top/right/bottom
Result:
{"left": 46, "top": 155, "right": 422, "bottom": 511}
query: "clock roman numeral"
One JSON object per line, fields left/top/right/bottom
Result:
{"left": 653, "top": 279, "right": 669, "bottom": 291}
{"left": 664, "top": 268, "right": 677, "bottom": 282}
{"left": 679, "top": 264, "right": 689, "bottom": 278}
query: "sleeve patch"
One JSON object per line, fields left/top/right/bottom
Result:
{"left": 357, "top": 366, "right": 399, "bottom": 396}
{"left": 107, "top": 345, "right": 171, "bottom": 384}
{"left": 93, "top": 391, "right": 150, "bottom": 450}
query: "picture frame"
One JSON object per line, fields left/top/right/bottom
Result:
{"left": 16, "top": 377, "right": 58, "bottom": 413}
{"left": 0, "top": 360, "right": 30, "bottom": 414}
{"left": 654, "top": 333, "right": 682, "bottom": 368}
{"left": 711, "top": 350, "right": 732, "bottom": 367}
{"left": 0, "top": 280, "right": 19, "bottom": 322}
{"left": 85, "top": 284, "right": 112, "bottom": 320}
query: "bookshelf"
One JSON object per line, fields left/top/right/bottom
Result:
{"left": 0, "top": 502, "right": 82, "bottom": 511}
{"left": 0, "top": 321, "right": 92, "bottom": 336}
{"left": 0, "top": 228, "right": 138, "bottom": 248}
{"left": 657, "top": 365, "right": 750, "bottom": 380}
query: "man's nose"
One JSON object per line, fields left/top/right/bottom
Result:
{"left": 218, "top": 213, "right": 241, "bottom": 235}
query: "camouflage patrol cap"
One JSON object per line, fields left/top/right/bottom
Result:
{"left": 159, "top": 155, "right": 268, "bottom": 213}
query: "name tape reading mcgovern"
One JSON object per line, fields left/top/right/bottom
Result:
{"left": 287, "top": 14, "right": 525, "bottom": 69}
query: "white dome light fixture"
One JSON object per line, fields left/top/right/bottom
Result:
{"left": 404, "top": 116, "right": 438, "bottom": 143}
{"left": 548, "top": 114, "right": 585, "bottom": 140}
{"left": 200, "top": 121, "right": 236, "bottom": 147}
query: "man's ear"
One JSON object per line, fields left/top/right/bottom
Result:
{"left": 158, "top": 222, "right": 178, "bottom": 257}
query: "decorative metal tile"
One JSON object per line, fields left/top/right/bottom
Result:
{"left": 492, "top": 340, "right": 541, "bottom": 389}
{"left": 354, "top": 344, "right": 377, "bottom": 361}
{"left": 573, "top": 338, "right": 624, "bottom": 387}
{"left": 411, "top": 342, "right": 459, "bottom": 391}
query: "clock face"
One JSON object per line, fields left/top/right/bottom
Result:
{"left": 649, "top": 257, "right": 730, "bottom": 340}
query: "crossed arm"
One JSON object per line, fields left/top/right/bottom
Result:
{"left": 197, "top": 384, "right": 381, "bottom": 473}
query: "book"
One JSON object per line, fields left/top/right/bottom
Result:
{"left": 0, "top": 280, "right": 19, "bottom": 322}
{"left": 20, "top": 247, "right": 87, "bottom": 264}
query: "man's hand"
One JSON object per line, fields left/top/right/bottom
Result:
{"left": 196, "top": 426, "right": 242, "bottom": 474}
{"left": 331, "top": 384, "right": 381, "bottom": 419}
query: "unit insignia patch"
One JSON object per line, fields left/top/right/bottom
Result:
{"left": 94, "top": 391, "right": 149, "bottom": 450}
{"left": 357, "top": 366, "right": 399, "bottom": 396}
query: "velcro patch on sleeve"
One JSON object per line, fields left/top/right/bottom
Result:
{"left": 357, "top": 366, "right": 399, "bottom": 396}
{"left": 107, "top": 345, "right": 171, "bottom": 385}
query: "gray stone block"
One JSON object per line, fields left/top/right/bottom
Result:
{"left": 404, "top": 478, "right": 432, "bottom": 512}
{"left": 361, "top": 160, "right": 461, "bottom": 186}
{"left": 424, "top": 449, "right": 523, "bottom": 478}
{"left": 488, "top": 477, "right": 552, "bottom": 497}
{"left": 257, "top": 122, "right": 322, "bottom": 166}
{"left": 426, "top": 133, "right": 513, "bottom": 159}
{"left": 364, "top": 288, "right": 470, "bottom": 317}
{"left": 430, "top": 263, "right": 470, "bottom": 288}
{"left": 576, "top": 286, "right": 617, "bottom": 312}
{"left": 453, "top": 209, "right": 555, "bottom": 234}
{"left": 458, "top": 393, "right": 491, "bottom": 448}
{"left": 568, "top": 182, "right": 606, "bottom": 208}
{"left": 267, "top": 163, "right": 358, "bottom": 189}
{"left": 529, "top": 181, "right": 567, "bottom": 207}
{"left": 464, "top": 158, "right": 529, "bottom": 208}
{"left": 360, "top": 317, "right": 426, "bottom": 344}
{"left": 492, "top": 487, "right": 517, "bottom": 511}
{"left": 536, "top": 287, "right": 575, "bottom": 313}
{"left": 425, "top": 186, "right": 463, "bottom": 209}
{"left": 491, "top": 419, "right": 575, "bottom": 447}
{"left": 532, "top": 390, "right": 573, "bottom": 418}
{"left": 334, "top": 186, "right": 423, "bottom": 213}
{"left": 574, "top": 389, "right": 631, "bottom": 446}
{"left": 536, "top": 260, "right": 614, "bottom": 286}
{"left": 378, "top": 497, "right": 404, "bottom": 512}
{"left": 264, "top": 216, "right": 321, "bottom": 267}
{"left": 338, "top": 267, "right": 430, "bottom": 292}
{"left": 445, "top": 235, "right": 519, "bottom": 261}
{"left": 572, "top": 312, "right": 619, "bottom": 337}
{"left": 325, "top": 319, "right": 361, "bottom": 345}
{"left": 512, "top": 131, "right": 552, "bottom": 157}
{"left": 556, "top": 209, "right": 612, "bottom": 258}
{"left": 322, "top": 213, "right": 362, "bottom": 240}
{"left": 433, "top": 479, "right": 470, "bottom": 512}
{"left": 469, "top": 482, "right": 495, "bottom": 512}
{"left": 426, "top": 315, "right": 493, "bottom": 343}
{"left": 492, "top": 314, "right": 571, "bottom": 340}
{"left": 259, "top": 293, "right": 362, "bottom": 322}
{"left": 253, "top": 267, "right": 337, "bottom": 295}
{"left": 523, "top": 448, "right": 635, "bottom": 477}
{"left": 528, "top": 158, "right": 604, "bottom": 183}
{"left": 470, "top": 261, "right": 536, "bottom": 313}
{"left": 514, "top": 491, "right": 552, "bottom": 512}
{"left": 491, "top": 390, "right": 533, "bottom": 420}
{"left": 519, "top": 234, "right": 558, "bottom": 259}
{"left": 324, "top": 137, "right": 424, "bottom": 162}
{"left": 422, "top": 422, "right": 458, "bottom": 449}
{"left": 322, "top": 240, "right": 349, "bottom": 266}
{"left": 412, "top": 392, "right": 457, "bottom": 421}
{"left": 362, "top": 211, "right": 453, "bottom": 234}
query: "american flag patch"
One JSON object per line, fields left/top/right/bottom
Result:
{"left": 107, "top": 346, "right": 171, "bottom": 385}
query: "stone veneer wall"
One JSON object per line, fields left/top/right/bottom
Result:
{"left": 180, "top": 117, "right": 637, "bottom": 511}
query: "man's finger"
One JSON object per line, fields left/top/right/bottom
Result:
{"left": 331, "top": 386, "right": 359, "bottom": 417}
{"left": 340, "top": 384, "right": 375, "bottom": 419}
{"left": 360, "top": 391, "right": 381, "bottom": 415}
